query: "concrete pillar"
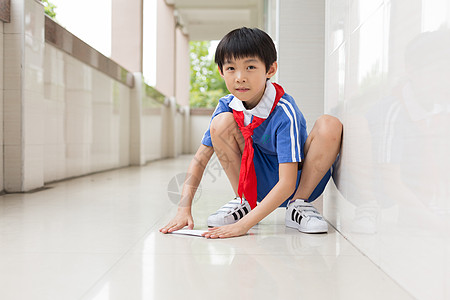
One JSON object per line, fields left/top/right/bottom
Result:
{"left": 182, "top": 106, "right": 191, "bottom": 154}
{"left": 111, "top": 0, "right": 143, "bottom": 72}
{"left": 175, "top": 27, "right": 191, "bottom": 154}
{"left": 129, "top": 73, "right": 145, "bottom": 165}
{"left": 161, "top": 96, "right": 176, "bottom": 158}
{"left": 3, "top": 0, "right": 45, "bottom": 192}
{"left": 175, "top": 27, "right": 189, "bottom": 106}
{"left": 155, "top": 0, "right": 175, "bottom": 97}
{"left": 0, "top": 13, "right": 5, "bottom": 192}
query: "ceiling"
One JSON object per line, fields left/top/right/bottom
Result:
{"left": 165, "top": 0, "right": 265, "bottom": 41}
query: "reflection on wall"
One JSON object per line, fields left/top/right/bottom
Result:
{"left": 324, "top": 0, "right": 450, "bottom": 299}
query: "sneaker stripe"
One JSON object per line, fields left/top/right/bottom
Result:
{"left": 295, "top": 211, "right": 302, "bottom": 224}
{"left": 237, "top": 209, "right": 244, "bottom": 219}
{"left": 232, "top": 212, "right": 239, "bottom": 221}
{"left": 243, "top": 206, "right": 249, "bottom": 214}
{"left": 285, "top": 202, "right": 328, "bottom": 233}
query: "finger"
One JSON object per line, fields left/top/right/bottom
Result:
{"left": 187, "top": 219, "right": 194, "bottom": 230}
{"left": 210, "top": 229, "right": 224, "bottom": 238}
{"left": 160, "top": 223, "right": 174, "bottom": 233}
{"left": 213, "top": 229, "right": 232, "bottom": 239}
{"left": 212, "top": 232, "right": 223, "bottom": 239}
{"left": 202, "top": 232, "right": 215, "bottom": 238}
{"left": 167, "top": 223, "right": 185, "bottom": 233}
{"left": 161, "top": 221, "right": 176, "bottom": 233}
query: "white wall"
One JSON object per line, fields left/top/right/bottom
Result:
{"left": 278, "top": 0, "right": 325, "bottom": 131}
{"left": 44, "top": 44, "right": 131, "bottom": 182}
{"left": 189, "top": 114, "right": 211, "bottom": 154}
{"left": 324, "top": 1, "right": 450, "bottom": 299}
{"left": 141, "top": 106, "right": 163, "bottom": 162}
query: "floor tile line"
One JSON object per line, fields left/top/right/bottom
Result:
{"left": 326, "top": 221, "right": 416, "bottom": 299}
{"left": 77, "top": 209, "right": 175, "bottom": 300}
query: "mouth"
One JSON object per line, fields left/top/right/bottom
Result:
{"left": 235, "top": 87, "right": 250, "bottom": 92}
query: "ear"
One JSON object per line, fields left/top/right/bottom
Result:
{"left": 266, "top": 61, "right": 278, "bottom": 79}
{"left": 218, "top": 65, "right": 224, "bottom": 77}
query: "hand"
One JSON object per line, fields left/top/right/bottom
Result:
{"left": 159, "top": 208, "right": 194, "bottom": 234}
{"left": 201, "top": 222, "right": 250, "bottom": 239}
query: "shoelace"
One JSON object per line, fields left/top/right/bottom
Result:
{"left": 216, "top": 197, "right": 245, "bottom": 214}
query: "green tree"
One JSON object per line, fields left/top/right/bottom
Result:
{"left": 42, "top": 0, "right": 57, "bottom": 19}
{"left": 190, "top": 41, "right": 228, "bottom": 108}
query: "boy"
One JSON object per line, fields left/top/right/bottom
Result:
{"left": 160, "top": 27, "right": 342, "bottom": 239}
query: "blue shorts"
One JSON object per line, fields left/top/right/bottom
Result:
{"left": 253, "top": 145, "right": 331, "bottom": 207}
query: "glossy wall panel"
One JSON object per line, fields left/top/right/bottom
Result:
{"left": 324, "top": 1, "right": 450, "bottom": 299}
{"left": 278, "top": 0, "right": 325, "bottom": 131}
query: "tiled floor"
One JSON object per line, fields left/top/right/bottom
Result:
{"left": 0, "top": 155, "right": 414, "bottom": 300}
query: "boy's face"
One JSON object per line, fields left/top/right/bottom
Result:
{"left": 220, "top": 56, "right": 277, "bottom": 109}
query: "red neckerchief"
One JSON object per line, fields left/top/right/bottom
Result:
{"left": 232, "top": 83, "right": 285, "bottom": 209}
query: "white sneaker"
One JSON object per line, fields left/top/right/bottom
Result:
{"left": 285, "top": 199, "right": 328, "bottom": 233}
{"left": 207, "top": 197, "right": 251, "bottom": 227}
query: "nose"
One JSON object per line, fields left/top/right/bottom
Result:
{"left": 235, "top": 71, "right": 246, "bottom": 83}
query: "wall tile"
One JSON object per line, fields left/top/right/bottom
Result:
{"left": 24, "top": 37, "right": 44, "bottom": 93}
{"left": 348, "top": 0, "right": 383, "bottom": 33}
{"left": 143, "top": 114, "right": 162, "bottom": 161}
{"left": 0, "top": 23, "right": 3, "bottom": 90}
{"left": 92, "top": 69, "right": 112, "bottom": 103}
{"left": 278, "top": 0, "right": 325, "bottom": 131}
{"left": 118, "top": 83, "right": 130, "bottom": 167}
{"left": 326, "top": 0, "right": 348, "bottom": 55}
{"left": 23, "top": 91, "right": 45, "bottom": 145}
{"left": 0, "top": 23, "right": 3, "bottom": 192}
{"left": 65, "top": 144, "right": 91, "bottom": 178}
{"left": 4, "top": 34, "right": 23, "bottom": 91}
{"left": 324, "top": 1, "right": 450, "bottom": 299}
{"left": 4, "top": 0, "right": 24, "bottom": 34}
{"left": 3, "top": 0, "right": 139, "bottom": 190}
{"left": 0, "top": 146, "right": 3, "bottom": 191}
{"left": 24, "top": 0, "right": 44, "bottom": 41}
{"left": 22, "top": 144, "right": 44, "bottom": 190}
{"left": 43, "top": 144, "right": 66, "bottom": 182}
{"left": 3, "top": 89, "right": 22, "bottom": 146}
{"left": 65, "top": 55, "right": 92, "bottom": 91}
{"left": 4, "top": 145, "right": 23, "bottom": 191}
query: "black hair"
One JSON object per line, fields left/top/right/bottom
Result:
{"left": 215, "top": 27, "right": 277, "bottom": 73}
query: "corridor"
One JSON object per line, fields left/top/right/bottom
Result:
{"left": 0, "top": 156, "right": 413, "bottom": 299}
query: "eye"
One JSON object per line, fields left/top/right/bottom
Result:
{"left": 226, "top": 66, "right": 235, "bottom": 71}
{"left": 247, "top": 65, "right": 256, "bottom": 70}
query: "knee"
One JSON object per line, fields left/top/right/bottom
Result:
{"left": 315, "top": 115, "right": 343, "bottom": 142}
{"left": 210, "top": 112, "right": 237, "bottom": 137}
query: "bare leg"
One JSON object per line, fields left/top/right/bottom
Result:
{"left": 210, "top": 112, "right": 245, "bottom": 196}
{"left": 293, "top": 115, "right": 343, "bottom": 200}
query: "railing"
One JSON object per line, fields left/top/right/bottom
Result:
{"left": 1, "top": 0, "right": 190, "bottom": 192}
{"left": 0, "top": 0, "right": 10, "bottom": 22}
{"left": 45, "top": 15, "right": 134, "bottom": 88}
